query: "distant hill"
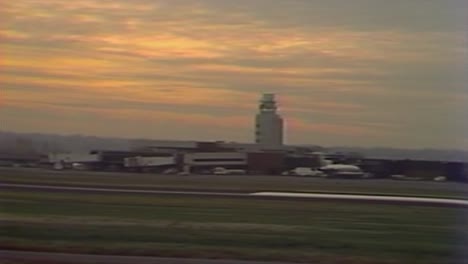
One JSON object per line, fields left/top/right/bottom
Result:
{"left": 0, "top": 131, "right": 133, "bottom": 155}
{"left": 1, "top": 131, "right": 468, "bottom": 162}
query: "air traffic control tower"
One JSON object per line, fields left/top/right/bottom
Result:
{"left": 255, "top": 93, "right": 284, "bottom": 147}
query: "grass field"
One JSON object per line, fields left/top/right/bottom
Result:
{"left": 1, "top": 187, "right": 468, "bottom": 264}
{"left": 1, "top": 167, "right": 468, "bottom": 199}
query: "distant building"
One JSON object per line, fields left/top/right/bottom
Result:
{"left": 255, "top": 93, "right": 284, "bottom": 147}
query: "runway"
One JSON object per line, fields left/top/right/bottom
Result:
{"left": 2, "top": 182, "right": 468, "bottom": 207}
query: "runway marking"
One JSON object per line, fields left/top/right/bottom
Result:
{"left": 250, "top": 192, "right": 468, "bottom": 206}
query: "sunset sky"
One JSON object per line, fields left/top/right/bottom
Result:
{"left": 1, "top": 0, "right": 467, "bottom": 149}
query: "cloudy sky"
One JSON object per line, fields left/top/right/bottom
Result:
{"left": 1, "top": 0, "right": 467, "bottom": 149}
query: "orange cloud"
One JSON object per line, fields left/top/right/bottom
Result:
{"left": 4, "top": 98, "right": 250, "bottom": 130}
{"left": 0, "top": 30, "right": 30, "bottom": 40}
{"left": 2, "top": 79, "right": 256, "bottom": 112}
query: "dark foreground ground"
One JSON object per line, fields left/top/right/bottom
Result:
{"left": 1, "top": 250, "right": 297, "bottom": 264}
{"left": 1, "top": 168, "right": 468, "bottom": 263}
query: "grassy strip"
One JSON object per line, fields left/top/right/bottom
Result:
{"left": 1, "top": 189, "right": 468, "bottom": 263}
{"left": 1, "top": 168, "right": 468, "bottom": 198}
